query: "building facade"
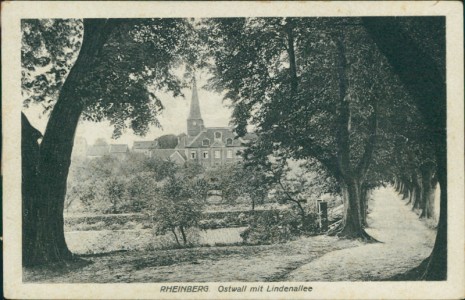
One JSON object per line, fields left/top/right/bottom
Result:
{"left": 175, "top": 80, "right": 255, "bottom": 167}
{"left": 131, "top": 80, "right": 255, "bottom": 167}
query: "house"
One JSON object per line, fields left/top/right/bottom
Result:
{"left": 86, "top": 143, "right": 129, "bottom": 159}
{"left": 109, "top": 144, "right": 129, "bottom": 159}
{"left": 176, "top": 127, "right": 252, "bottom": 167}
{"left": 173, "top": 79, "right": 256, "bottom": 167}
{"left": 132, "top": 141, "right": 159, "bottom": 156}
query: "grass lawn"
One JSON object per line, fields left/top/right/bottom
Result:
{"left": 23, "top": 235, "right": 361, "bottom": 283}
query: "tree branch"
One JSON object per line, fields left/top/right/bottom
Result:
{"left": 274, "top": 174, "right": 306, "bottom": 218}
{"left": 285, "top": 18, "right": 298, "bottom": 95}
{"left": 356, "top": 96, "right": 379, "bottom": 179}
{"left": 335, "top": 28, "right": 351, "bottom": 180}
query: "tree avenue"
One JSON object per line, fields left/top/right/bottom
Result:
{"left": 204, "top": 17, "right": 445, "bottom": 277}
{"left": 22, "top": 17, "right": 446, "bottom": 280}
{"left": 363, "top": 17, "right": 446, "bottom": 279}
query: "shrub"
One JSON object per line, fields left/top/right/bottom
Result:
{"left": 151, "top": 175, "right": 207, "bottom": 246}
{"left": 240, "top": 209, "right": 317, "bottom": 245}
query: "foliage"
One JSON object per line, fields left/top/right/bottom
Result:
{"left": 203, "top": 17, "right": 435, "bottom": 239}
{"left": 205, "top": 162, "right": 271, "bottom": 207}
{"left": 21, "top": 19, "right": 82, "bottom": 110}
{"left": 104, "top": 176, "right": 127, "bottom": 213}
{"left": 125, "top": 172, "right": 159, "bottom": 212}
{"left": 22, "top": 18, "right": 202, "bottom": 138}
{"left": 240, "top": 209, "right": 317, "bottom": 245}
{"left": 203, "top": 17, "right": 420, "bottom": 182}
{"left": 66, "top": 154, "right": 172, "bottom": 213}
{"left": 198, "top": 212, "right": 250, "bottom": 230}
{"left": 66, "top": 178, "right": 105, "bottom": 211}
{"left": 268, "top": 159, "right": 338, "bottom": 212}
{"left": 151, "top": 174, "right": 208, "bottom": 246}
{"left": 156, "top": 134, "right": 178, "bottom": 149}
{"left": 181, "top": 161, "right": 205, "bottom": 180}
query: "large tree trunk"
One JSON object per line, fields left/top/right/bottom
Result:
{"left": 24, "top": 19, "right": 116, "bottom": 266}
{"left": 285, "top": 18, "right": 298, "bottom": 95}
{"left": 363, "top": 17, "right": 446, "bottom": 280}
{"left": 402, "top": 182, "right": 410, "bottom": 200}
{"left": 338, "top": 178, "right": 374, "bottom": 240}
{"left": 407, "top": 177, "right": 414, "bottom": 205}
{"left": 22, "top": 114, "right": 43, "bottom": 266}
{"left": 360, "top": 186, "right": 369, "bottom": 228}
{"left": 429, "top": 177, "right": 438, "bottom": 219}
{"left": 411, "top": 174, "right": 422, "bottom": 212}
{"left": 424, "top": 166, "right": 446, "bottom": 279}
{"left": 333, "top": 27, "right": 378, "bottom": 241}
{"left": 420, "top": 164, "right": 435, "bottom": 219}
{"left": 394, "top": 178, "right": 400, "bottom": 192}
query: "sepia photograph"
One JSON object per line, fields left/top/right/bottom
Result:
{"left": 2, "top": 1, "right": 464, "bottom": 299}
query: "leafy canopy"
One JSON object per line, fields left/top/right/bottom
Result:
{"left": 204, "top": 17, "right": 418, "bottom": 186}
{"left": 22, "top": 18, "right": 204, "bottom": 138}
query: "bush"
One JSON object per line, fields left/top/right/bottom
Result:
{"left": 151, "top": 175, "right": 207, "bottom": 246}
{"left": 240, "top": 209, "right": 317, "bottom": 245}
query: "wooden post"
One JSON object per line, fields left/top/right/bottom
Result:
{"left": 317, "top": 200, "right": 328, "bottom": 231}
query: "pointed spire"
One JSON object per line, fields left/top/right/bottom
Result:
{"left": 188, "top": 77, "right": 202, "bottom": 120}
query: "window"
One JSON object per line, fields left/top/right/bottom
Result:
{"left": 203, "top": 151, "right": 209, "bottom": 159}
{"left": 226, "top": 138, "right": 233, "bottom": 146}
{"left": 214, "top": 150, "right": 221, "bottom": 159}
{"left": 215, "top": 132, "right": 222, "bottom": 139}
{"left": 190, "top": 151, "right": 196, "bottom": 159}
{"left": 202, "top": 139, "right": 210, "bottom": 146}
{"left": 227, "top": 150, "right": 233, "bottom": 159}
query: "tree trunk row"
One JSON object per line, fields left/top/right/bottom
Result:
{"left": 394, "top": 165, "right": 437, "bottom": 220}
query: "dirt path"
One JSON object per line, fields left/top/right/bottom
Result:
{"left": 286, "top": 187, "right": 437, "bottom": 281}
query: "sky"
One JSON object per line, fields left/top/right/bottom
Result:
{"left": 23, "top": 74, "right": 234, "bottom": 146}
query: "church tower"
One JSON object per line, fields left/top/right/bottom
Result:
{"left": 187, "top": 78, "right": 204, "bottom": 137}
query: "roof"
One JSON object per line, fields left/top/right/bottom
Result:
{"left": 133, "top": 141, "right": 158, "bottom": 150}
{"left": 211, "top": 139, "right": 225, "bottom": 148}
{"left": 86, "top": 145, "right": 109, "bottom": 157}
{"left": 172, "top": 150, "right": 187, "bottom": 161}
{"left": 150, "top": 149, "right": 186, "bottom": 162}
{"left": 186, "top": 127, "right": 250, "bottom": 148}
{"left": 109, "top": 144, "right": 129, "bottom": 153}
{"left": 150, "top": 149, "right": 177, "bottom": 160}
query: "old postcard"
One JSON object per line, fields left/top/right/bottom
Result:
{"left": 2, "top": 1, "right": 464, "bottom": 299}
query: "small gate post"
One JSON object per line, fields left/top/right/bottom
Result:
{"left": 317, "top": 200, "right": 328, "bottom": 231}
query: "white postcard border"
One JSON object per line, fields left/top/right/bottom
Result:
{"left": 2, "top": 1, "right": 464, "bottom": 299}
